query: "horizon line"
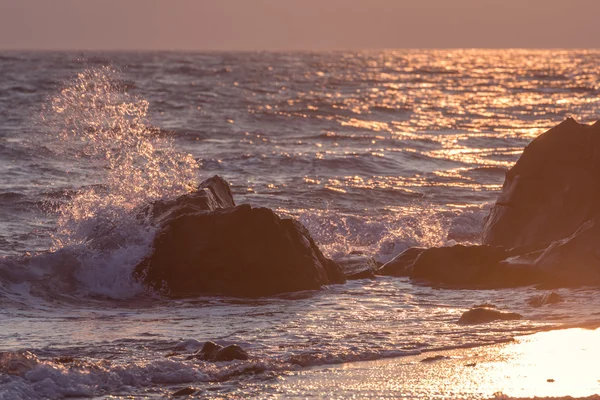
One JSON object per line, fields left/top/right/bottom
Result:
{"left": 1, "top": 47, "right": 599, "bottom": 53}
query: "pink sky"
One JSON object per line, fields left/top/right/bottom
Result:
{"left": 1, "top": 0, "right": 599, "bottom": 50}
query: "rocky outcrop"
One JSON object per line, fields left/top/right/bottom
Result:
{"left": 135, "top": 196, "right": 345, "bottom": 297}
{"left": 483, "top": 118, "right": 600, "bottom": 249}
{"left": 386, "top": 119, "right": 600, "bottom": 290}
{"left": 458, "top": 307, "right": 522, "bottom": 325}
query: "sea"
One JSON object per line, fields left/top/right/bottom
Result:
{"left": 1, "top": 50, "right": 600, "bottom": 399}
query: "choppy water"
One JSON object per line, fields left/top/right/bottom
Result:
{"left": 1, "top": 50, "right": 600, "bottom": 398}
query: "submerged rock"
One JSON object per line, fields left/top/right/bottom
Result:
{"left": 458, "top": 307, "right": 522, "bottom": 325}
{"left": 483, "top": 119, "right": 600, "bottom": 249}
{"left": 333, "top": 252, "right": 378, "bottom": 280}
{"left": 190, "top": 341, "right": 249, "bottom": 362}
{"left": 172, "top": 387, "right": 197, "bottom": 396}
{"left": 420, "top": 355, "right": 450, "bottom": 363}
{"left": 528, "top": 292, "right": 564, "bottom": 307}
{"left": 135, "top": 184, "right": 345, "bottom": 296}
{"left": 377, "top": 247, "right": 425, "bottom": 277}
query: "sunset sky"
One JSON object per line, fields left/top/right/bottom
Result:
{"left": 1, "top": 0, "right": 599, "bottom": 50}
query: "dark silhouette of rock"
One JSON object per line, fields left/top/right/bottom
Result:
{"left": 135, "top": 201, "right": 345, "bottom": 297}
{"left": 172, "top": 387, "right": 197, "bottom": 396}
{"left": 483, "top": 119, "right": 600, "bottom": 249}
{"left": 377, "top": 248, "right": 425, "bottom": 277}
{"left": 528, "top": 292, "right": 565, "bottom": 307}
{"left": 190, "top": 341, "right": 249, "bottom": 362}
{"left": 458, "top": 307, "right": 522, "bottom": 324}
{"left": 420, "top": 355, "right": 449, "bottom": 363}
{"left": 214, "top": 345, "right": 249, "bottom": 362}
{"left": 409, "top": 245, "right": 541, "bottom": 288}
{"left": 334, "top": 252, "right": 378, "bottom": 280}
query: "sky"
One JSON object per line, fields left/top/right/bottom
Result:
{"left": 1, "top": 0, "right": 599, "bottom": 51}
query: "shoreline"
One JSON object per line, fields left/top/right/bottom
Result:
{"left": 268, "top": 327, "right": 600, "bottom": 399}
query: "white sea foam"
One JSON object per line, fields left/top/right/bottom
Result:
{"left": 37, "top": 67, "right": 199, "bottom": 298}
{"left": 295, "top": 204, "right": 487, "bottom": 263}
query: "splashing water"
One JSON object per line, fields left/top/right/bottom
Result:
{"left": 46, "top": 67, "right": 199, "bottom": 250}
{"left": 37, "top": 67, "right": 199, "bottom": 298}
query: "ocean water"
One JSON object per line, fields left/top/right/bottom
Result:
{"left": 1, "top": 50, "right": 600, "bottom": 398}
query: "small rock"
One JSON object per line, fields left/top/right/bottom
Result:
{"left": 54, "top": 356, "right": 75, "bottom": 364}
{"left": 172, "top": 387, "right": 197, "bottom": 396}
{"left": 195, "top": 341, "right": 222, "bottom": 361}
{"left": 420, "top": 355, "right": 449, "bottom": 363}
{"left": 465, "top": 362, "right": 477, "bottom": 367}
{"left": 214, "top": 344, "right": 249, "bottom": 362}
{"left": 547, "top": 378, "right": 555, "bottom": 383}
{"left": 192, "top": 341, "right": 249, "bottom": 362}
{"left": 528, "top": 292, "right": 565, "bottom": 307}
{"left": 458, "top": 307, "right": 522, "bottom": 325}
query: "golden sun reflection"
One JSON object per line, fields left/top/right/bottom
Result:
{"left": 277, "top": 328, "right": 600, "bottom": 398}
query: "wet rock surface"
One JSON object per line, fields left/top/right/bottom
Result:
{"left": 189, "top": 341, "right": 249, "bottom": 362}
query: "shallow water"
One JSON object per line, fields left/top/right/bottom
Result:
{"left": 1, "top": 50, "right": 600, "bottom": 398}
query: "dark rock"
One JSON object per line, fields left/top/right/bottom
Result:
{"left": 135, "top": 202, "right": 345, "bottom": 297}
{"left": 54, "top": 357, "right": 76, "bottom": 364}
{"left": 409, "top": 245, "right": 542, "bottom": 288}
{"left": 420, "top": 355, "right": 449, "bottom": 363}
{"left": 195, "top": 341, "right": 221, "bottom": 361}
{"left": 333, "top": 252, "right": 378, "bottom": 280}
{"left": 458, "top": 307, "right": 522, "bottom": 325}
{"left": 172, "top": 387, "right": 197, "bottom": 396}
{"left": 483, "top": 119, "right": 600, "bottom": 249}
{"left": 533, "top": 216, "right": 600, "bottom": 286}
{"left": 214, "top": 345, "right": 249, "bottom": 362}
{"left": 192, "top": 341, "right": 249, "bottom": 362}
{"left": 377, "top": 248, "right": 425, "bottom": 277}
{"left": 528, "top": 292, "right": 564, "bottom": 307}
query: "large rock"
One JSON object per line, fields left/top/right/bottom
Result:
{"left": 135, "top": 202, "right": 345, "bottom": 297}
{"left": 483, "top": 118, "right": 600, "bottom": 249}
